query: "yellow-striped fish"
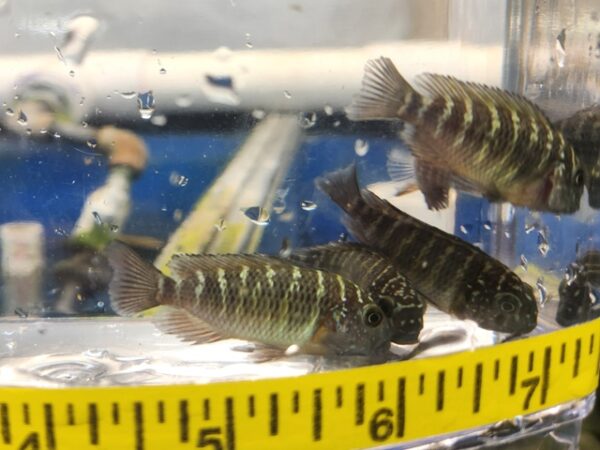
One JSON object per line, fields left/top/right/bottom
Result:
{"left": 107, "top": 242, "right": 393, "bottom": 357}
{"left": 348, "top": 57, "right": 584, "bottom": 213}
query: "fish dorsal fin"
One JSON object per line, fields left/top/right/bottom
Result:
{"left": 416, "top": 73, "right": 551, "bottom": 126}
{"left": 153, "top": 306, "right": 224, "bottom": 344}
{"left": 168, "top": 253, "right": 292, "bottom": 280}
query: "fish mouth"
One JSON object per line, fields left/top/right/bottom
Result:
{"left": 391, "top": 333, "right": 420, "bottom": 345}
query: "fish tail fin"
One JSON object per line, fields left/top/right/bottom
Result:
{"left": 316, "top": 164, "right": 362, "bottom": 214}
{"left": 347, "top": 57, "right": 417, "bottom": 121}
{"left": 106, "top": 241, "right": 163, "bottom": 315}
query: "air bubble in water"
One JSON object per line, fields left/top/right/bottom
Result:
{"left": 159, "top": 67, "right": 167, "bottom": 75}
{"left": 245, "top": 33, "right": 253, "bottom": 48}
{"left": 354, "top": 139, "right": 369, "bottom": 156}
{"left": 118, "top": 91, "right": 137, "bottom": 100}
{"left": 169, "top": 171, "right": 189, "bottom": 187}
{"left": 137, "top": 91, "right": 155, "bottom": 120}
{"left": 14, "top": 307, "right": 28, "bottom": 318}
{"left": 175, "top": 95, "right": 192, "bottom": 108}
{"left": 483, "top": 221, "right": 492, "bottom": 231}
{"left": 301, "top": 200, "right": 317, "bottom": 211}
{"left": 537, "top": 230, "right": 550, "bottom": 256}
{"left": 92, "top": 211, "right": 102, "bottom": 225}
{"left": 252, "top": 109, "right": 266, "bottom": 120}
{"left": 214, "top": 218, "right": 227, "bottom": 232}
{"left": 519, "top": 255, "right": 528, "bottom": 271}
{"left": 242, "top": 206, "right": 270, "bottom": 226}
{"left": 536, "top": 277, "right": 548, "bottom": 306}
{"left": 68, "top": 70, "right": 75, "bottom": 77}
{"left": 17, "top": 110, "right": 27, "bottom": 126}
{"left": 324, "top": 105, "right": 334, "bottom": 115}
{"left": 151, "top": 114, "right": 167, "bottom": 126}
{"left": 283, "top": 90, "right": 292, "bottom": 99}
{"left": 298, "top": 112, "right": 317, "bottom": 129}
{"left": 5, "top": 108, "right": 14, "bottom": 116}
{"left": 459, "top": 224, "right": 470, "bottom": 235}
{"left": 86, "top": 139, "right": 97, "bottom": 149}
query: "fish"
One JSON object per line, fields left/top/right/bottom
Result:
{"left": 288, "top": 242, "right": 427, "bottom": 344}
{"left": 554, "top": 106, "right": 600, "bottom": 208}
{"left": 348, "top": 57, "right": 584, "bottom": 213}
{"left": 106, "top": 242, "right": 393, "bottom": 358}
{"left": 316, "top": 164, "right": 538, "bottom": 335}
{"left": 557, "top": 250, "right": 600, "bottom": 326}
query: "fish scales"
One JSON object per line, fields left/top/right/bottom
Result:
{"left": 317, "top": 164, "right": 538, "bottom": 334}
{"left": 557, "top": 250, "right": 600, "bottom": 326}
{"left": 288, "top": 242, "right": 427, "bottom": 344}
{"left": 349, "top": 57, "right": 583, "bottom": 212}
{"left": 107, "top": 242, "right": 392, "bottom": 356}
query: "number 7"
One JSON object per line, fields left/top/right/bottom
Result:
{"left": 520, "top": 376, "right": 540, "bottom": 410}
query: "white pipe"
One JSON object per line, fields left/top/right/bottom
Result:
{"left": 1, "top": 41, "right": 504, "bottom": 120}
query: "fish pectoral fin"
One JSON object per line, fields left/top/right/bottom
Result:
{"left": 413, "top": 159, "right": 451, "bottom": 210}
{"left": 153, "top": 306, "right": 224, "bottom": 344}
{"left": 387, "top": 148, "right": 416, "bottom": 183}
{"left": 247, "top": 344, "right": 287, "bottom": 363}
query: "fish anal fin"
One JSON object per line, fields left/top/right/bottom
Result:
{"left": 413, "top": 159, "right": 451, "bottom": 210}
{"left": 153, "top": 306, "right": 224, "bottom": 344}
{"left": 386, "top": 147, "right": 415, "bottom": 183}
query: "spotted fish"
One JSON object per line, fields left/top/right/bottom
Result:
{"left": 107, "top": 242, "right": 392, "bottom": 357}
{"left": 555, "top": 105, "right": 600, "bottom": 208}
{"left": 348, "top": 57, "right": 584, "bottom": 213}
{"left": 288, "top": 242, "right": 427, "bottom": 344}
{"left": 557, "top": 250, "right": 600, "bottom": 327}
{"left": 317, "top": 164, "right": 538, "bottom": 334}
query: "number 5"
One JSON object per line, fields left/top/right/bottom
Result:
{"left": 197, "top": 427, "right": 223, "bottom": 450}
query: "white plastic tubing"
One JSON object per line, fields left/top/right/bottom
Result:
{"left": 0, "top": 41, "right": 504, "bottom": 121}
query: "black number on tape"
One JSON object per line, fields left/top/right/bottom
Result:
{"left": 197, "top": 427, "right": 223, "bottom": 450}
{"left": 369, "top": 408, "right": 393, "bottom": 442}
{"left": 520, "top": 376, "right": 540, "bottom": 411}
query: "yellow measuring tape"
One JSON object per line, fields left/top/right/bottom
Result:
{"left": 1, "top": 318, "right": 599, "bottom": 450}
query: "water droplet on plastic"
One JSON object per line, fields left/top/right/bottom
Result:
{"left": 81, "top": 120, "right": 88, "bottom": 128}
{"left": 14, "top": 32, "right": 20, "bottom": 39}
{"left": 298, "top": 112, "right": 317, "bottom": 129}
{"left": 483, "top": 221, "right": 492, "bottom": 231}
{"left": 242, "top": 206, "right": 270, "bottom": 225}
{"left": 520, "top": 255, "right": 528, "bottom": 271}
{"left": 79, "top": 97, "right": 85, "bottom": 106}
{"left": 283, "top": 90, "right": 292, "bottom": 99}
{"left": 536, "top": 277, "right": 548, "bottom": 306}
{"left": 14, "top": 308, "right": 28, "bottom": 318}
{"left": 159, "top": 67, "right": 167, "bottom": 75}
{"left": 459, "top": 224, "right": 469, "bottom": 235}
{"left": 169, "top": 171, "right": 188, "bottom": 187}
{"left": 68, "top": 70, "right": 75, "bottom": 77}
{"left": 53, "top": 131, "right": 61, "bottom": 139}
{"left": 252, "top": 109, "right": 266, "bottom": 120}
{"left": 201, "top": 74, "right": 240, "bottom": 106}
{"left": 537, "top": 231, "right": 550, "bottom": 256}
{"left": 273, "top": 198, "right": 286, "bottom": 214}
{"left": 213, "top": 46, "right": 233, "bottom": 61}
{"left": 324, "top": 105, "right": 334, "bottom": 115}
{"left": 55, "top": 45, "right": 65, "bottom": 63}
{"left": 245, "top": 33, "right": 253, "bottom": 48}
{"left": 301, "top": 200, "right": 317, "bottom": 211}
{"left": 109, "top": 224, "right": 119, "bottom": 232}
{"left": 504, "top": 231, "right": 511, "bottom": 238}
{"left": 525, "top": 223, "right": 536, "bottom": 234}
{"left": 92, "top": 211, "right": 102, "bottom": 225}
{"left": 17, "top": 110, "right": 27, "bottom": 126}
{"left": 137, "top": 91, "right": 155, "bottom": 119}
{"left": 333, "top": 120, "right": 341, "bottom": 127}
{"left": 118, "top": 91, "right": 137, "bottom": 100}
{"left": 175, "top": 95, "right": 192, "bottom": 108}
{"left": 214, "top": 218, "right": 227, "bottom": 232}
{"left": 173, "top": 209, "right": 183, "bottom": 222}
{"left": 5, "top": 108, "right": 14, "bottom": 116}
{"left": 354, "top": 139, "right": 369, "bottom": 156}
{"left": 150, "top": 114, "right": 167, "bottom": 126}
{"left": 86, "top": 138, "right": 97, "bottom": 149}
{"left": 54, "top": 227, "right": 69, "bottom": 236}
{"left": 279, "top": 238, "right": 292, "bottom": 257}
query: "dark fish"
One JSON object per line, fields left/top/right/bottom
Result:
{"left": 107, "top": 242, "right": 392, "bottom": 357}
{"left": 557, "top": 250, "right": 600, "bottom": 326}
{"left": 348, "top": 57, "right": 584, "bottom": 213}
{"left": 555, "top": 106, "right": 600, "bottom": 208}
{"left": 288, "top": 242, "right": 426, "bottom": 344}
{"left": 317, "top": 164, "right": 538, "bottom": 334}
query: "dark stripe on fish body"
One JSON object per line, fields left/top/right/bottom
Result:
{"left": 421, "top": 97, "right": 448, "bottom": 130}
{"left": 401, "top": 91, "right": 424, "bottom": 120}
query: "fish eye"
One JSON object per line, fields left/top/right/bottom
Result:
{"left": 500, "top": 301, "right": 516, "bottom": 312}
{"left": 574, "top": 170, "right": 584, "bottom": 188}
{"left": 363, "top": 305, "right": 383, "bottom": 327}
